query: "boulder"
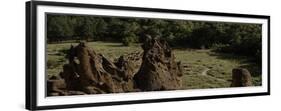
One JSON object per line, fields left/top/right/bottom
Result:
{"left": 231, "top": 68, "right": 253, "bottom": 87}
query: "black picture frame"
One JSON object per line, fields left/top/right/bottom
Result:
{"left": 26, "top": 1, "right": 270, "bottom": 110}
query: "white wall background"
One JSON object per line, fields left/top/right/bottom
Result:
{"left": 0, "top": 0, "right": 280, "bottom": 110}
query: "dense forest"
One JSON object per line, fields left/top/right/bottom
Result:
{"left": 47, "top": 14, "right": 262, "bottom": 63}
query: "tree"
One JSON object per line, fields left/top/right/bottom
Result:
{"left": 47, "top": 15, "right": 73, "bottom": 42}
{"left": 46, "top": 14, "right": 262, "bottom": 63}
{"left": 76, "top": 17, "right": 94, "bottom": 41}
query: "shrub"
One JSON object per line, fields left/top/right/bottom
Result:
{"left": 122, "top": 33, "right": 138, "bottom": 46}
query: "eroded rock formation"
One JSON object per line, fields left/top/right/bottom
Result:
{"left": 48, "top": 42, "right": 139, "bottom": 96}
{"left": 133, "top": 36, "right": 183, "bottom": 91}
{"left": 47, "top": 37, "right": 183, "bottom": 96}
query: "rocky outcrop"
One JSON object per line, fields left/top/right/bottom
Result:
{"left": 47, "top": 37, "right": 183, "bottom": 96}
{"left": 133, "top": 37, "right": 183, "bottom": 91}
{"left": 231, "top": 68, "right": 253, "bottom": 87}
{"left": 47, "top": 42, "right": 139, "bottom": 96}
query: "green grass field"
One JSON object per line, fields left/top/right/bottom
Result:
{"left": 47, "top": 41, "right": 262, "bottom": 90}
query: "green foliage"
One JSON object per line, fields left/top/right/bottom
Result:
{"left": 122, "top": 32, "right": 138, "bottom": 46}
{"left": 47, "top": 14, "right": 262, "bottom": 63}
{"left": 215, "top": 24, "right": 262, "bottom": 63}
{"left": 79, "top": 17, "right": 94, "bottom": 41}
{"left": 47, "top": 15, "right": 74, "bottom": 42}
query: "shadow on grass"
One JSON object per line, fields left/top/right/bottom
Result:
{"left": 103, "top": 44, "right": 127, "bottom": 47}
{"left": 104, "top": 43, "right": 142, "bottom": 48}
{"left": 208, "top": 50, "right": 261, "bottom": 77}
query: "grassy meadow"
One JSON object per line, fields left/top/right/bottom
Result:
{"left": 47, "top": 41, "right": 262, "bottom": 90}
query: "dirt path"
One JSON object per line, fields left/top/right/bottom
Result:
{"left": 200, "top": 68, "right": 210, "bottom": 76}
{"left": 199, "top": 68, "right": 227, "bottom": 82}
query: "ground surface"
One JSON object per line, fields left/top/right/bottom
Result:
{"left": 47, "top": 41, "right": 262, "bottom": 89}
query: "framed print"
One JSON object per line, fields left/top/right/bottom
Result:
{"left": 26, "top": 1, "right": 270, "bottom": 110}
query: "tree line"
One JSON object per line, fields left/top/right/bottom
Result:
{"left": 47, "top": 14, "right": 262, "bottom": 63}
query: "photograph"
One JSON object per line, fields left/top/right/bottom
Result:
{"left": 46, "top": 13, "right": 262, "bottom": 96}
{"left": 25, "top": 1, "right": 270, "bottom": 110}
